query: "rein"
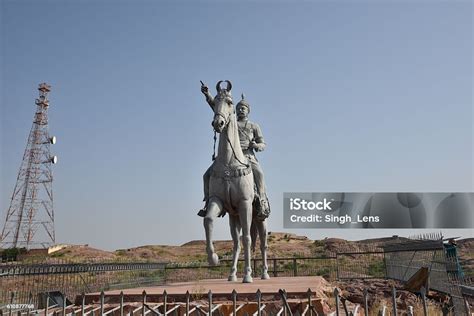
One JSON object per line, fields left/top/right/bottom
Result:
{"left": 212, "top": 131, "right": 217, "bottom": 161}
{"left": 226, "top": 134, "right": 249, "bottom": 168}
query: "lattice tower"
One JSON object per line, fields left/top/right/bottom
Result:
{"left": 1, "top": 83, "right": 57, "bottom": 249}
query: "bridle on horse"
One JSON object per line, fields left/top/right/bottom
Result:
{"left": 211, "top": 110, "right": 229, "bottom": 161}
{"left": 210, "top": 80, "right": 250, "bottom": 169}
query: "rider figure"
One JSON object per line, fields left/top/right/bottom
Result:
{"left": 198, "top": 83, "right": 270, "bottom": 219}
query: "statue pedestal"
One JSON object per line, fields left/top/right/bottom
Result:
{"left": 84, "top": 276, "right": 329, "bottom": 302}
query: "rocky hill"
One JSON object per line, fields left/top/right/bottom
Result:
{"left": 36, "top": 232, "right": 472, "bottom": 276}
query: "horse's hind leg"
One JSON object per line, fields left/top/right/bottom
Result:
{"left": 256, "top": 219, "right": 270, "bottom": 279}
{"left": 250, "top": 221, "right": 258, "bottom": 254}
{"left": 204, "top": 197, "right": 223, "bottom": 266}
{"left": 228, "top": 215, "right": 241, "bottom": 282}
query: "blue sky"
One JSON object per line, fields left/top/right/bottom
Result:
{"left": 1, "top": 0, "right": 472, "bottom": 250}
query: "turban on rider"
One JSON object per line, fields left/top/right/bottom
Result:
{"left": 236, "top": 94, "right": 250, "bottom": 113}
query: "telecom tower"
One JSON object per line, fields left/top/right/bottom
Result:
{"left": 1, "top": 83, "right": 58, "bottom": 249}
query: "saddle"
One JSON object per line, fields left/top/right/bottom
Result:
{"left": 210, "top": 164, "right": 252, "bottom": 179}
{"left": 198, "top": 187, "right": 270, "bottom": 220}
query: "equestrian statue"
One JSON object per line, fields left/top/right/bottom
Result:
{"left": 198, "top": 80, "right": 270, "bottom": 283}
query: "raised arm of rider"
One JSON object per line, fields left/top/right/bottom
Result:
{"left": 201, "top": 85, "right": 214, "bottom": 109}
{"left": 205, "top": 93, "right": 214, "bottom": 109}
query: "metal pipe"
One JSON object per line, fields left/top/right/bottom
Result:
{"left": 100, "top": 291, "right": 105, "bottom": 316}
{"left": 232, "top": 290, "right": 237, "bottom": 316}
{"left": 256, "top": 290, "right": 261, "bottom": 316}
{"left": 391, "top": 286, "right": 397, "bottom": 316}
{"left": 62, "top": 293, "right": 66, "bottom": 316}
{"left": 120, "top": 291, "right": 124, "bottom": 316}
{"left": 278, "top": 289, "right": 292, "bottom": 316}
{"left": 142, "top": 291, "right": 146, "bottom": 316}
{"left": 163, "top": 290, "right": 167, "bottom": 315}
{"left": 341, "top": 297, "right": 349, "bottom": 316}
{"left": 207, "top": 290, "right": 212, "bottom": 316}
{"left": 45, "top": 292, "right": 49, "bottom": 316}
{"left": 363, "top": 289, "right": 368, "bottom": 316}
{"left": 81, "top": 292, "right": 85, "bottom": 316}
{"left": 306, "top": 289, "right": 312, "bottom": 316}
{"left": 185, "top": 291, "right": 190, "bottom": 316}
{"left": 334, "top": 288, "right": 340, "bottom": 316}
{"left": 420, "top": 287, "right": 427, "bottom": 316}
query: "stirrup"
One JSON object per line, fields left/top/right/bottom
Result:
{"left": 198, "top": 198, "right": 209, "bottom": 217}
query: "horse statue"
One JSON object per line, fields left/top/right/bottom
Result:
{"left": 203, "top": 80, "right": 270, "bottom": 283}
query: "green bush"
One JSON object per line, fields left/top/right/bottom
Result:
{"left": 316, "top": 267, "right": 331, "bottom": 278}
{"left": 116, "top": 249, "right": 127, "bottom": 256}
{"left": 51, "top": 251, "right": 65, "bottom": 258}
{"left": 1, "top": 247, "right": 26, "bottom": 261}
{"left": 367, "top": 261, "right": 385, "bottom": 277}
{"left": 313, "top": 240, "right": 325, "bottom": 247}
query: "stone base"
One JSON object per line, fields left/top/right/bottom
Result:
{"left": 82, "top": 276, "right": 329, "bottom": 304}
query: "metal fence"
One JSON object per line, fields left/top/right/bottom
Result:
{"left": 0, "top": 257, "right": 336, "bottom": 307}
{"left": 164, "top": 257, "right": 337, "bottom": 283}
{"left": 336, "top": 251, "right": 385, "bottom": 280}
{"left": 1, "top": 235, "right": 472, "bottom": 315}
{"left": 0, "top": 262, "right": 166, "bottom": 308}
{"left": 383, "top": 238, "right": 471, "bottom": 316}
{"left": 329, "top": 234, "right": 473, "bottom": 315}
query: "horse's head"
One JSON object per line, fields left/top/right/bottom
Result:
{"left": 212, "top": 80, "right": 233, "bottom": 133}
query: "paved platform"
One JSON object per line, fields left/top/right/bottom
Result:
{"left": 83, "top": 276, "right": 329, "bottom": 304}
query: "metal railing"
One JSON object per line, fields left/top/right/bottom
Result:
{"left": 1, "top": 235, "right": 472, "bottom": 315}
{"left": 0, "top": 286, "right": 455, "bottom": 316}
{"left": 0, "top": 257, "right": 336, "bottom": 307}
{"left": 0, "top": 262, "right": 167, "bottom": 307}
{"left": 163, "top": 257, "right": 337, "bottom": 284}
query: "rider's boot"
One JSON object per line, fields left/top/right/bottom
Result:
{"left": 197, "top": 198, "right": 226, "bottom": 217}
{"left": 254, "top": 193, "right": 270, "bottom": 221}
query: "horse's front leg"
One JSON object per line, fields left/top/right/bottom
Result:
{"left": 204, "top": 197, "right": 223, "bottom": 266}
{"left": 256, "top": 219, "right": 270, "bottom": 280}
{"left": 228, "top": 215, "right": 242, "bottom": 281}
{"left": 239, "top": 199, "right": 254, "bottom": 283}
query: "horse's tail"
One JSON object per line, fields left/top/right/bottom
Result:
{"left": 251, "top": 221, "right": 258, "bottom": 253}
